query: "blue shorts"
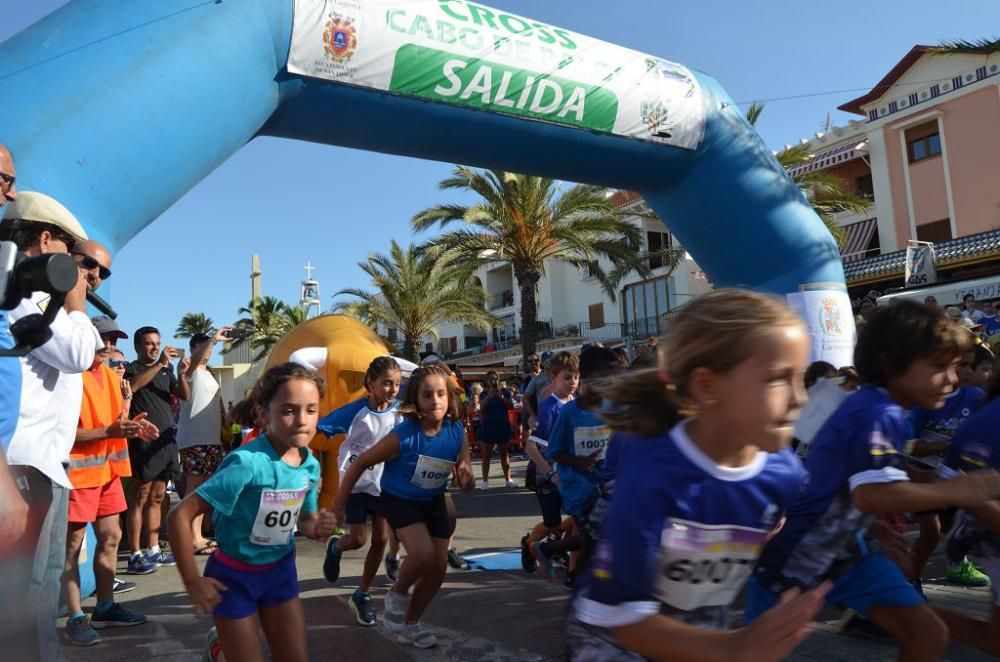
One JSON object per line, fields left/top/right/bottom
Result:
{"left": 204, "top": 550, "right": 298, "bottom": 619}
{"left": 745, "top": 553, "right": 925, "bottom": 622}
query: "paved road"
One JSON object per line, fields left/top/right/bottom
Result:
{"left": 62, "top": 459, "right": 994, "bottom": 661}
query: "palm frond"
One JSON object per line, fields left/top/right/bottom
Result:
{"left": 928, "top": 38, "right": 1000, "bottom": 55}
{"left": 745, "top": 101, "right": 765, "bottom": 127}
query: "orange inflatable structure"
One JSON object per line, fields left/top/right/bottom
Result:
{"left": 266, "top": 314, "right": 390, "bottom": 509}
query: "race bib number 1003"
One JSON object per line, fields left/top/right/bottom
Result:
{"left": 654, "top": 519, "right": 767, "bottom": 611}
{"left": 573, "top": 426, "right": 610, "bottom": 461}
{"left": 250, "top": 487, "right": 309, "bottom": 546}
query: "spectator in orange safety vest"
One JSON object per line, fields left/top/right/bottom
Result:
{"left": 60, "top": 316, "right": 159, "bottom": 646}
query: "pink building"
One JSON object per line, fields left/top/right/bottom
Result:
{"left": 790, "top": 46, "right": 1000, "bottom": 300}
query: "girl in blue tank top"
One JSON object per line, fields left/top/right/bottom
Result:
{"left": 336, "top": 363, "right": 474, "bottom": 649}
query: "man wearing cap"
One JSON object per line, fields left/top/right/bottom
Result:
{"left": 61, "top": 317, "right": 158, "bottom": 645}
{"left": 0, "top": 143, "right": 26, "bottom": 555}
{"left": 0, "top": 191, "right": 100, "bottom": 662}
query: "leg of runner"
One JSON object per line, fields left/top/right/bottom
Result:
{"left": 866, "top": 604, "right": 949, "bottom": 662}
{"left": 362, "top": 516, "right": 389, "bottom": 593}
{"left": 936, "top": 605, "right": 1000, "bottom": 656}
{"left": 258, "top": 597, "right": 309, "bottom": 662}
{"left": 393, "top": 524, "right": 447, "bottom": 621}
{"left": 910, "top": 513, "right": 941, "bottom": 581}
{"left": 214, "top": 614, "right": 266, "bottom": 662}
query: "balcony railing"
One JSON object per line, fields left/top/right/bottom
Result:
{"left": 487, "top": 289, "right": 515, "bottom": 311}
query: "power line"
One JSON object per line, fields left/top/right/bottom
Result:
{"left": 733, "top": 75, "right": 978, "bottom": 107}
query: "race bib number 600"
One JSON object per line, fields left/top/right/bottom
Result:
{"left": 411, "top": 454, "right": 454, "bottom": 491}
{"left": 654, "top": 519, "right": 767, "bottom": 611}
{"left": 250, "top": 487, "right": 308, "bottom": 546}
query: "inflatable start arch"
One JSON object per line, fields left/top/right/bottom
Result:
{"left": 0, "top": 0, "right": 855, "bottom": 362}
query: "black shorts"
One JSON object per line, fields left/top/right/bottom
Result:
{"left": 381, "top": 492, "right": 451, "bottom": 539}
{"left": 129, "top": 428, "right": 180, "bottom": 483}
{"left": 345, "top": 492, "right": 385, "bottom": 525}
{"left": 536, "top": 488, "right": 563, "bottom": 528}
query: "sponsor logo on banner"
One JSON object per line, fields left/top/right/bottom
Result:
{"left": 323, "top": 13, "right": 358, "bottom": 63}
{"left": 905, "top": 243, "right": 937, "bottom": 288}
{"left": 288, "top": 0, "right": 707, "bottom": 149}
{"left": 818, "top": 296, "right": 845, "bottom": 337}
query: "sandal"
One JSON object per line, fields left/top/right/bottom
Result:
{"left": 194, "top": 541, "right": 218, "bottom": 555}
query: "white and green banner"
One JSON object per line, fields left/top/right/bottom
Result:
{"left": 288, "top": 0, "right": 707, "bottom": 149}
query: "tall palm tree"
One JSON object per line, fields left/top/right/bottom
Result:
{"left": 175, "top": 312, "right": 214, "bottom": 339}
{"left": 333, "top": 240, "right": 496, "bottom": 362}
{"left": 226, "top": 296, "right": 299, "bottom": 362}
{"left": 747, "top": 102, "right": 872, "bottom": 248}
{"left": 412, "top": 167, "right": 657, "bottom": 358}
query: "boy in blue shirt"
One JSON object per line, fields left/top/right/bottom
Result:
{"left": 749, "top": 300, "right": 1000, "bottom": 662}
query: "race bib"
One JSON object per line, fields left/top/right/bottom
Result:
{"left": 654, "top": 519, "right": 767, "bottom": 611}
{"left": 573, "top": 426, "right": 610, "bottom": 462}
{"left": 411, "top": 454, "right": 454, "bottom": 491}
{"left": 250, "top": 487, "right": 308, "bottom": 546}
{"left": 340, "top": 442, "right": 375, "bottom": 473}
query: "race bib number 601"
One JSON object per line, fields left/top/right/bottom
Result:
{"left": 654, "top": 519, "right": 767, "bottom": 611}
{"left": 250, "top": 487, "right": 308, "bottom": 546}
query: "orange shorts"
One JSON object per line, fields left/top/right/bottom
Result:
{"left": 68, "top": 477, "right": 127, "bottom": 523}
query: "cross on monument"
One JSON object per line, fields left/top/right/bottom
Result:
{"left": 303, "top": 260, "right": 315, "bottom": 281}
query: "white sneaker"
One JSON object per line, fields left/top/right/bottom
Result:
{"left": 383, "top": 590, "right": 410, "bottom": 633}
{"left": 505, "top": 478, "right": 516, "bottom": 488}
{"left": 478, "top": 479, "right": 489, "bottom": 491}
{"left": 398, "top": 621, "right": 437, "bottom": 648}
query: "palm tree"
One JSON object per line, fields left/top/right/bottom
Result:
{"left": 928, "top": 38, "right": 1000, "bottom": 55}
{"left": 333, "top": 240, "right": 496, "bottom": 362}
{"left": 226, "top": 296, "right": 301, "bottom": 362}
{"left": 747, "top": 102, "right": 872, "bottom": 248}
{"left": 412, "top": 167, "right": 659, "bottom": 358}
{"left": 175, "top": 312, "right": 214, "bottom": 339}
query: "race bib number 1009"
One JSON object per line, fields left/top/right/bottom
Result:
{"left": 250, "top": 487, "right": 309, "bottom": 546}
{"left": 654, "top": 519, "right": 767, "bottom": 611}
{"left": 411, "top": 454, "right": 454, "bottom": 491}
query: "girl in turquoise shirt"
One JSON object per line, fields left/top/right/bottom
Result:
{"left": 170, "top": 363, "right": 336, "bottom": 662}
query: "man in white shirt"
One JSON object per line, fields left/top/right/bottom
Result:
{"left": 175, "top": 327, "right": 230, "bottom": 554}
{"left": 0, "top": 191, "right": 99, "bottom": 662}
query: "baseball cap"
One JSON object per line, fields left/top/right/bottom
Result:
{"left": 92, "top": 315, "right": 127, "bottom": 339}
{"left": 540, "top": 351, "right": 554, "bottom": 361}
{"left": 2, "top": 191, "right": 88, "bottom": 242}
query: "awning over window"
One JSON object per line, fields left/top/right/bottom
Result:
{"left": 841, "top": 218, "right": 878, "bottom": 262}
{"left": 787, "top": 142, "right": 864, "bottom": 176}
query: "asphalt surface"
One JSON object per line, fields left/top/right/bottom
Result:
{"left": 61, "top": 458, "right": 996, "bottom": 661}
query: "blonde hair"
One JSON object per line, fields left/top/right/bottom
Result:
{"left": 602, "top": 289, "right": 805, "bottom": 436}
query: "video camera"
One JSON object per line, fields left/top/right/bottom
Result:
{"left": 0, "top": 240, "right": 79, "bottom": 357}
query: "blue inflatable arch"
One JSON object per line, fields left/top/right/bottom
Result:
{"left": 0, "top": 0, "right": 855, "bottom": 362}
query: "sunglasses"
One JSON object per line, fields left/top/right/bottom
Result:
{"left": 108, "top": 359, "right": 126, "bottom": 368}
{"left": 72, "top": 251, "right": 112, "bottom": 280}
{"left": 0, "top": 171, "right": 14, "bottom": 189}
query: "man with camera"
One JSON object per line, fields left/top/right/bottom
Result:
{"left": 124, "top": 326, "right": 190, "bottom": 574}
{"left": 0, "top": 143, "right": 25, "bottom": 554}
{"left": 0, "top": 191, "right": 100, "bottom": 662}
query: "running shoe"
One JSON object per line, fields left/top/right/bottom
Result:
{"left": 349, "top": 590, "right": 377, "bottom": 626}
{"left": 201, "top": 627, "right": 220, "bottom": 662}
{"left": 90, "top": 603, "right": 147, "bottom": 629}
{"left": 127, "top": 552, "right": 157, "bottom": 575}
{"left": 65, "top": 615, "right": 101, "bottom": 646}
{"left": 385, "top": 554, "right": 400, "bottom": 581}
{"left": 478, "top": 479, "right": 489, "bottom": 491}
{"left": 112, "top": 577, "right": 137, "bottom": 594}
{"left": 398, "top": 621, "right": 437, "bottom": 649}
{"left": 505, "top": 478, "right": 516, "bottom": 488}
{"left": 520, "top": 535, "right": 537, "bottom": 573}
{"left": 323, "top": 535, "right": 342, "bottom": 583}
{"left": 531, "top": 541, "right": 556, "bottom": 582}
{"left": 383, "top": 590, "right": 410, "bottom": 633}
{"left": 947, "top": 559, "right": 990, "bottom": 586}
{"left": 147, "top": 550, "right": 176, "bottom": 566}
{"left": 447, "top": 548, "right": 467, "bottom": 570}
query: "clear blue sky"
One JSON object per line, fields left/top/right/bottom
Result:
{"left": 5, "top": 1, "right": 999, "bottom": 361}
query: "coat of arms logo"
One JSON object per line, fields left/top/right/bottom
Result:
{"left": 323, "top": 13, "right": 358, "bottom": 63}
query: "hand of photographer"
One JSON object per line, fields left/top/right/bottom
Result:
{"left": 63, "top": 266, "right": 89, "bottom": 313}
{"left": 159, "top": 346, "right": 177, "bottom": 367}
{"left": 214, "top": 326, "right": 234, "bottom": 343}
